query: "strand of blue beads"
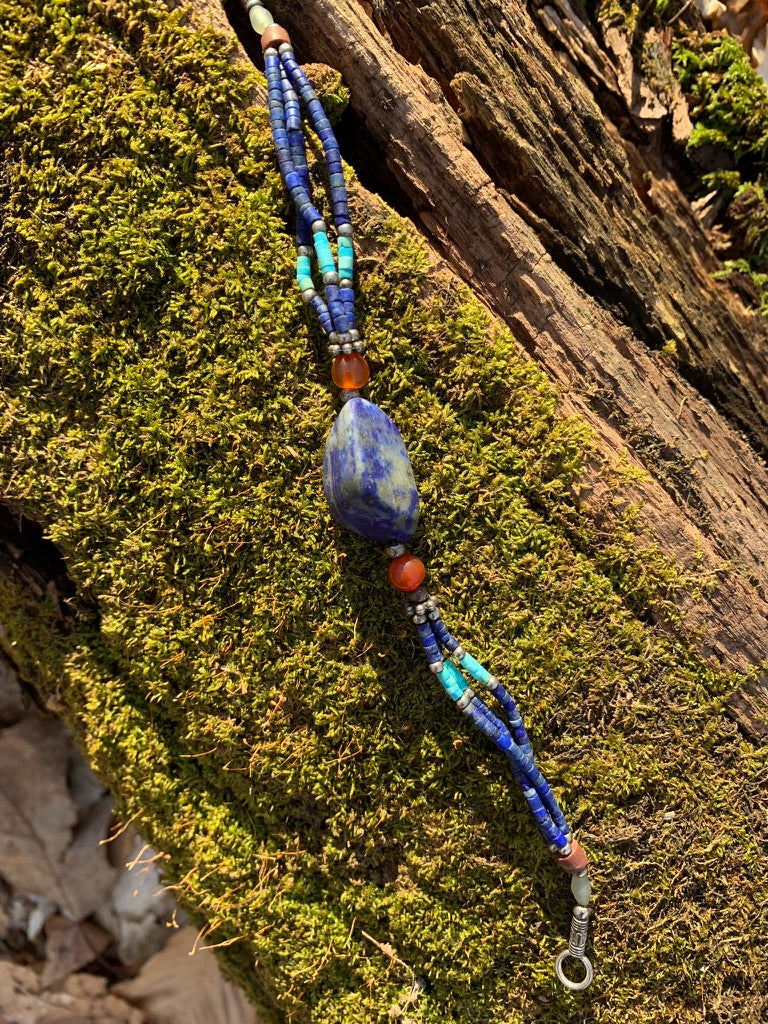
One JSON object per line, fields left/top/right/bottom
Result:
{"left": 269, "top": 30, "right": 364, "bottom": 360}
{"left": 399, "top": 577, "right": 573, "bottom": 847}
{"left": 264, "top": 48, "right": 337, "bottom": 337}
{"left": 437, "top": 660, "right": 569, "bottom": 849}
{"left": 279, "top": 47, "right": 355, "bottom": 341}
{"left": 258, "top": 13, "right": 564, "bottom": 837}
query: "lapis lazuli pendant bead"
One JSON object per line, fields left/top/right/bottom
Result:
{"left": 322, "top": 397, "right": 420, "bottom": 543}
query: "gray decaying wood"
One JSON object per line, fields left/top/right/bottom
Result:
{"left": 202, "top": 1, "right": 768, "bottom": 732}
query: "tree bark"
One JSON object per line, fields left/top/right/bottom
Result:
{"left": 212, "top": 0, "right": 768, "bottom": 732}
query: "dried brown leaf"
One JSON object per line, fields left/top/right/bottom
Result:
{"left": 114, "top": 927, "right": 257, "bottom": 1024}
{"left": 56, "top": 796, "right": 118, "bottom": 920}
{"left": 0, "top": 720, "right": 116, "bottom": 918}
{"left": 41, "top": 915, "right": 113, "bottom": 989}
{"left": 0, "top": 718, "right": 77, "bottom": 895}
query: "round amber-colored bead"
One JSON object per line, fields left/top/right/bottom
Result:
{"left": 331, "top": 353, "right": 370, "bottom": 390}
{"left": 387, "top": 554, "right": 426, "bottom": 592}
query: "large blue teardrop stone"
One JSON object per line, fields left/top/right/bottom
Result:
{"left": 322, "top": 397, "right": 420, "bottom": 543}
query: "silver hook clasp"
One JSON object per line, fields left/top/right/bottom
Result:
{"left": 555, "top": 905, "right": 593, "bottom": 992}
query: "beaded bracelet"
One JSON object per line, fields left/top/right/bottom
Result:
{"left": 243, "top": 0, "right": 594, "bottom": 991}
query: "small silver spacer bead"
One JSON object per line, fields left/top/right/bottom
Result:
{"left": 351, "top": 340, "right": 366, "bottom": 353}
{"left": 323, "top": 271, "right": 339, "bottom": 285}
{"left": 278, "top": 43, "right": 293, "bottom": 54}
{"left": 349, "top": 329, "right": 360, "bottom": 341}
{"left": 456, "top": 690, "right": 474, "bottom": 711}
{"left": 301, "top": 288, "right": 316, "bottom": 302}
{"left": 311, "top": 219, "right": 327, "bottom": 234}
{"left": 328, "top": 331, "right": 339, "bottom": 343}
{"left": 339, "top": 278, "right": 353, "bottom": 288}
{"left": 340, "top": 389, "right": 359, "bottom": 402}
{"left": 453, "top": 645, "right": 466, "bottom": 660}
{"left": 415, "top": 603, "right": 426, "bottom": 616}
{"left": 412, "top": 613, "right": 427, "bottom": 624}
{"left": 341, "top": 343, "right": 353, "bottom": 355}
{"left": 336, "top": 331, "right": 351, "bottom": 344}
{"left": 263, "top": 46, "right": 278, "bottom": 56}
{"left": 387, "top": 544, "right": 406, "bottom": 558}
{"left": 328, "top": 344, "right": 342, "bottom": 357}
{"left": 427, "top": 610, "right": 440, "bottom": 621}
{"left": 429, "top": 661, "right": 444, "bottom": 674}
{"left": 338, "top": 223, "right": 353, "bottom": 237}
{"left": 405, "top": 603, "right": 415, "bottom": 616}
{"left": 486, "top": 675, "right": 499, "bottom": 690}
{"left": 425, "top": 596, "right": 438, "bottom": 611}
{"left": 297, "top": 244, "right": 313, "bottom": 256}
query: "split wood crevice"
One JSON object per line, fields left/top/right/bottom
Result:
{"left": 4, "top": 0, "right": 768, "bottom": 740}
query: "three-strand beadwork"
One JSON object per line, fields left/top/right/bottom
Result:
{"left": 244, "top": 0, "right": 592, "bottom": 989}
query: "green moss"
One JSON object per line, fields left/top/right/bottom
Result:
{"left": 589, "top": 3, "right": 768, "bottom": 312}
{"left": 1, "top": 2, "right": 767, "bottom": 1022}
{"left": 672, "top": 32, "right": 768, "bottom": 311}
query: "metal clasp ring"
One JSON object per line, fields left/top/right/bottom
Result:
{"left": 555, "top": 950, "right": 594, "bottom": 992}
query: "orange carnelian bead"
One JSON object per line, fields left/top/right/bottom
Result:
{"left": 331, "top": 353, "right": 370, "bottom": 390}
{"left": 388, "top": 554, "right": 426, "bottom": 592}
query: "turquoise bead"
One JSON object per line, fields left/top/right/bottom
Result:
{"left": 314, "top": 233, "right": 335, "bottom": 275}
{"left": 438, "top": 661, "right": 466, "bottom": 701}
{"left": 322, "top": 397, "right": 419, "bottom": 543}
{"left": 459, "top": 652, "right": 492, "bottom": 686}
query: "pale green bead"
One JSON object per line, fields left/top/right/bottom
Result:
{"left": 249, "top": 5, "right": 275, "bottom": 33}
{"left": 571, "top": 873, "right": 591, "bottom": 907}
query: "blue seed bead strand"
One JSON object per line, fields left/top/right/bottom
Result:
{"left": 416, "top": 620, "right": 443, "bottom": 667}
{"left": 280, "top": 67, "right": 312, "bottom": 247}
{"left": 265, "top": 53, "right": 324, "bottom": 230}
{"left": 414, "top": 596, "right": 570, "bottom": 849}
{"left": 457, "top": 650, "right": 533, "bottom": 757}
{"left": 491, "top": 682, "right": 533, "bottom": 758}
{"left": 279, "top": 46, "right": 357, "bottom": 335}
{"left": 425, "top": 616, "right": 568, "bottom": 850}
{"left": 462, "top": 689, "right": 568, "bottom": 850}
{"left": 265, "top": 50, "right": 335, "bottom": 331}
{"left": 280, "top": 50, "right": 352, "bottom": 227}
{"left": 427, "top": 613, "right": 461, "bottom": 655}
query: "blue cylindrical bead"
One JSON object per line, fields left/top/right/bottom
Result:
{"left": 430, "top": 616, "right": 460, "bottom": 653}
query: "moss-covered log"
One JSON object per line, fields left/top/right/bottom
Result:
{"left": 1, "top": 2, "right": 767, "bottom": 1023}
